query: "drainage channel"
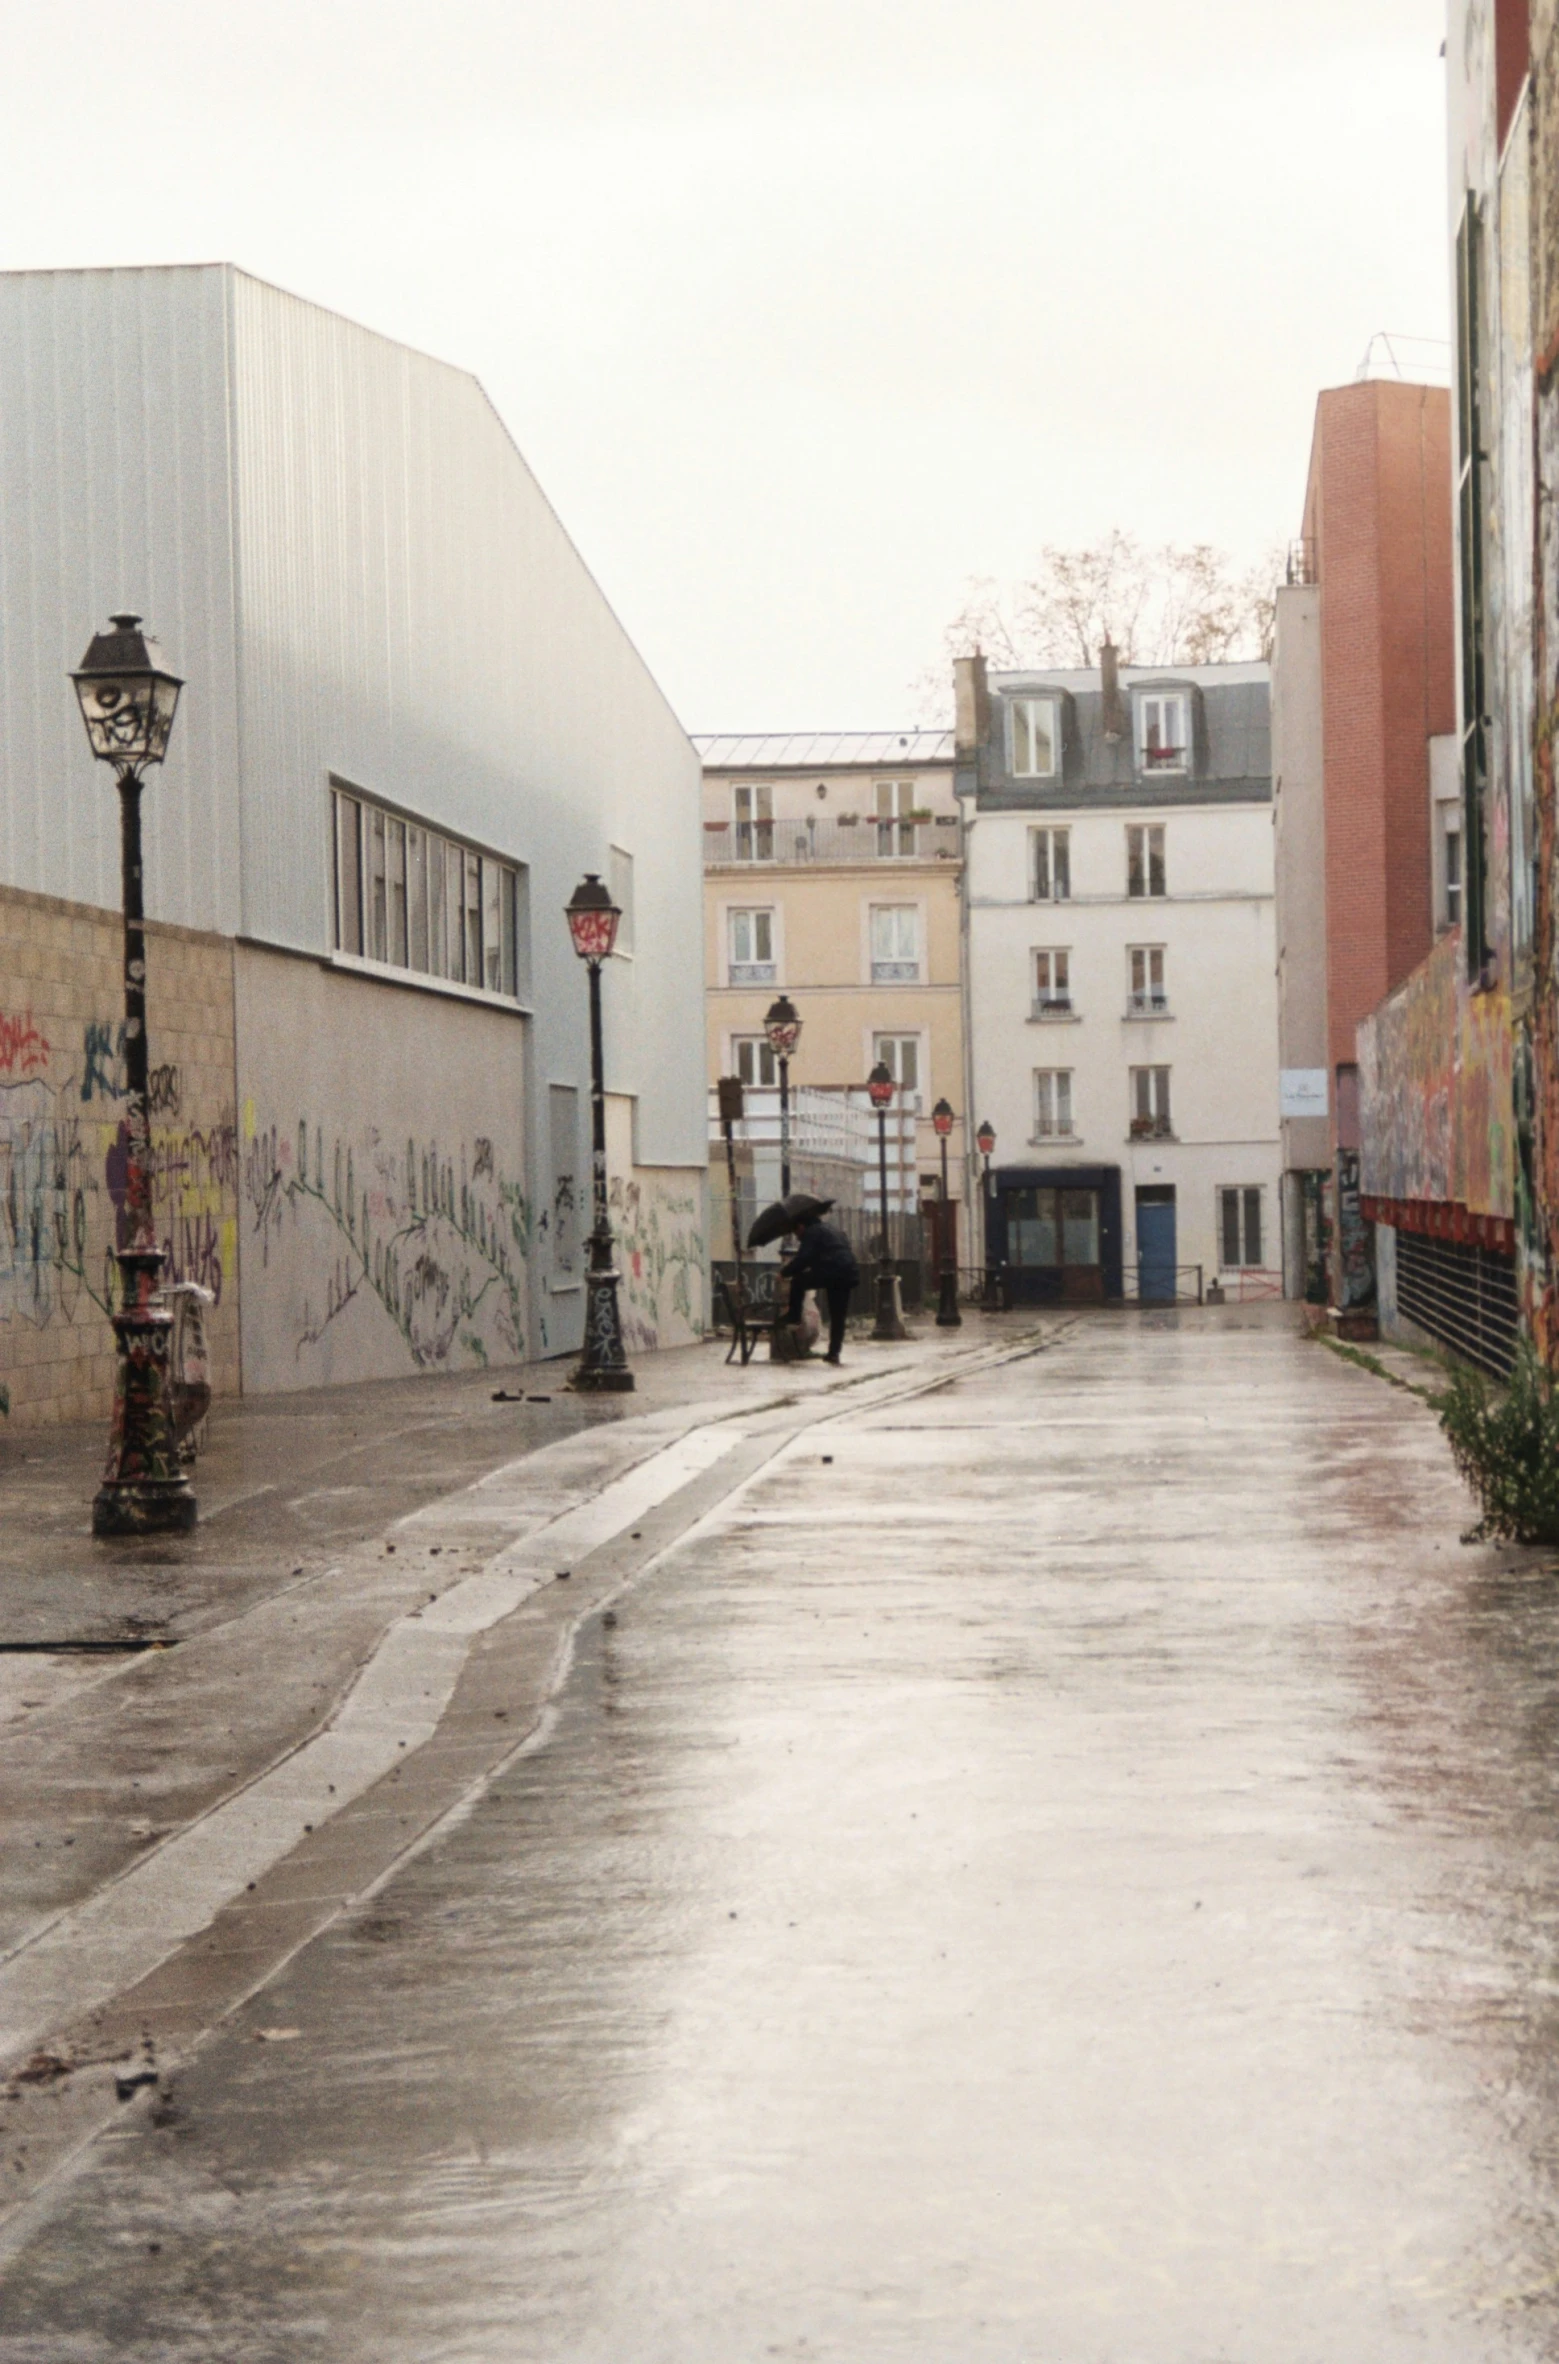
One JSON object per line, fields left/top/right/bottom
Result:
{"left": 0, "top": 1639, "right": 179, "bottom": 1656}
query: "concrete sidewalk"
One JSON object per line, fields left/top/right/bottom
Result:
{"left": 0, "top": 1317, "right": 1038, "bottom": 2039}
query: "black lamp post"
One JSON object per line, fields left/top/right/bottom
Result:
{"left": 564, "top": 874, "right": 635, "bottom": 1392}
{"left": 72, "top": 616, "right": 196, "bottom": 1538}
{"left": 931, "top": 1098, "right": 962, "bottom": 1328}
{"left": 867, "top": 1062, "right": 906, "bottom": 1340}
{"left": 976, "top": 1118, "right": 998, "bottom": 1310}
{"left": 764, "top": 993, "right": 802, "bottom": 1197}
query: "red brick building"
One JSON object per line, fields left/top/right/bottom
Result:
{"left": 1272, "top": 378, "right": 1456, "bottom": 1307}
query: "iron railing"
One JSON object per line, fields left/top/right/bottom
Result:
{"left": 704, "top": 816, "right": 962, "bottom": 868}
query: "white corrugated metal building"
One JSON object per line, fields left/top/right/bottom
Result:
{"left": 0, "top": 264, "right": 706, "bottom": 1414}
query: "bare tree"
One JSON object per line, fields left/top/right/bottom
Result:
{"left": 917, "top": 532, "right": 1281, "bottom": 720}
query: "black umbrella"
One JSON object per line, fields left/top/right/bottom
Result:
{"left": 747, "top": 1192, "right": 834, "bottom": 1251}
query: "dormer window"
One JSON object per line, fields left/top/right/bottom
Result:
{"left": 1137, "top": 691, "right": 1189, "bottom": 774}
{"left": 1010, "top": 697, "right": 1059, "bottom": 779}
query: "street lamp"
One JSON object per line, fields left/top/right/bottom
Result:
{"left": 867, "top": 1062, "right": 906, "bottom": 1341}
{"left": 931, "top": 1098, "right": 962, "bottom": 1329}
{"left": 72, "top": 615, "right": 195, "bottom": 1537}
{"left": 764, "top": 993, "right": 802, "bottom": 1197}
{"left": 564, "top": 874, "right": 635, "bottom": 1392}
{"left": 976, "top": 1118, "right": 998, "bottom": 1310}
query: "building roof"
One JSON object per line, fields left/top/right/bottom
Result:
{"left": 971, "top": 664, "right": 1271, "bottom": 811}
{"left": 694, "top": 730, "right": 954, "bottom": 770}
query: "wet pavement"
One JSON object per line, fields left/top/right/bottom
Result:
{"left": 6, "top": 1311, "right": 1559, "bottom": 2357}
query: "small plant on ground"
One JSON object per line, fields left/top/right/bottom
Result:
{"left": 1434, "top": 1343, "right": 1559, "bottom": 1543}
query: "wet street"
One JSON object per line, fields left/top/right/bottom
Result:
{"left": 6, "top": 1311, "right": 1559, "bottom": 2359}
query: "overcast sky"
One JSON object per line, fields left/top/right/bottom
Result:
{"left": 0, "top": 2, "right": 1449, "bottom": 731}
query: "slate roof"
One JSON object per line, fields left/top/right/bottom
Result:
{"left": 972, "top": 664, "right": 1271, "bottom": 810}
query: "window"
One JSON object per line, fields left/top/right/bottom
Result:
{"left": 870, "top": 904, "right": 920, "bottom": 982}
{"left": 875, "top": 780, "right": 917, "bottom": 857}
{"left": 332, "top": 786, "right": 525, "bottom": 997}
{"left": 1138, "top": 693, "right": 1188, "bottom": 773}
{"left": 1445, "top": 822, "right": 1463, "bottom": 928}
{"left": 1129, "top": 1066, "right": 1172, "bottom": 1138}
{"left": 734, "top": 783, "right": 773, "bottom": 862}
{"left": 873, "top": 1033, "right": 921, "bottom": 1108}
{"left": 1128, "top": 946, "right": 1166, "bottom": 1014}
{"left": 1219, "top": 1186, "right": 1264, "bottom": 1271}
{"left": 1006, "top": 1185, "right": 1099, "bottom": 1269}
{"left": 609, "top": 846, "right": 634, "bottom": 955}
{"left": 1127, "top": 824, "right": 1166, "bottom": 898}
{"left": 1033, "top": 1069, "right": 1075, "bottom": 1139}
{"left": 728, "top": 907, "right": 776, "bottom": 984}
{"left": 1030, "top": 827, "right": 1071, "bottom": 902}
{"left": 734, "top": 1036, "right": 778, "bottom": 1088}
{"left": 1010, "top": 697, "right": 1059, "bottom": 779}
{"left": 1033, "top": 949, "right": 1071, "bottom": 1014}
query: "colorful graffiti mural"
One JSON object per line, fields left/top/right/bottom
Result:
{"left": 1359, "top": 932, "right": 1515, "bottom": 1221}
{"left": 0, "top": 1011, "right": 239, "bottom": 1337}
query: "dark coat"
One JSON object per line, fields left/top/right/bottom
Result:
{"left": 785, "top": 1219, "right": 860, "bottom": 1290}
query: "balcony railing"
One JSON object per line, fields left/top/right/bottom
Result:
{"left": 1125, "top": 992, "right": 1169, "bottom": 1017}
{"left": 1129, "top": 1114, "right": 1173, "bottom": 1140}
{"left": 1031, "top": 997, "right": 1075, "bottom": 1020}
{"left": 705, "top": 816, "right": 960, "bottom": 868}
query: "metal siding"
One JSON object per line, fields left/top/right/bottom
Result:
{"left": 226, "top": 273, "right": 704, "bottom": 1171}
{"left": 0, "top": 267, "right": 242, "bottom": 933}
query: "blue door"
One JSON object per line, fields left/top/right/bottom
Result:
{"left": 1137, "top": 1198, "right": 1177, "bottom": 1304}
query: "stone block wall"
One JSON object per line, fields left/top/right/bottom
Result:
{"left": 0, "top": 885, "right": 241, "bottom": 1427}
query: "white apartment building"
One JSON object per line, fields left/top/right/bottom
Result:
{"left": 955, "top": 652, "right": 1280, "bottom": 1304}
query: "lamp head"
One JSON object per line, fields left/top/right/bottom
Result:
{"left": 763, "top": 993, "right": 802, "bottom": 1059}
{"left": 565, "top": 873, "right": 621, "bottom": 962}
{"left": 931, "top": 1097, "right": 955, "bottom": 1139}
{"left": 976, "top": 1119, "right": 996, "bottom": 1158}
{"left": 867, "top": 1062, "right": 895, "bottom": 1111}
{"left": 71, "top": 615, "right": 183, "bottom": 771}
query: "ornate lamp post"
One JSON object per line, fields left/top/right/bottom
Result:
{"left": 867, "top": 1062, "right": 906, "bottom": 1341}
{"left": 763, "top": 993, "right": 802, "bottom": 1197}
{"left": 71, "top": 616, "right": 196, "bottom": 1538}
{"left": 976, "top": 1118, "right": 998, "bottom": 1310}
{"left": 931, "top": 1098, "right": 962, "bottom": 1329}
{"left": 564, "top": 874, "right": 635, "bottom": 1392}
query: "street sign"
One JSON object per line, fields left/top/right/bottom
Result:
{"left": 1280, "top": 1068, "right": 1328, "bottom": 1119}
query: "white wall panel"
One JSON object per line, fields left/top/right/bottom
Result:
{"left": 0, "top": 266, "right": 242, "bottom": 934}
{"left": 226, "top": 272, "right": 704, "bottom": 1172}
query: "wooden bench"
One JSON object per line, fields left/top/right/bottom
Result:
{"left": 716, "top": 1268, "right": 782, "bottom": 1366}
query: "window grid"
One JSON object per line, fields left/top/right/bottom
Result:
{"left": 1033, "top": 948, "right": 1072, "bottom": 1014}
{"left": 1139, "top": 693, "right": 1188, "bottom": 773}
{"left": 1033, "top": 1069, "right": 1074, "bottom": 1140}
{"left": 874, "top": 780, "right": 918, "bottom": 858}
{"left": 728, "top": 907, "right": 776, "bottom": 983}
{"left": 1218, "top": 1186, "right": 1264, "bottom": 1271}
{"left": 870, "top": 904, "right": 920, "bottom": 982}
{"left": 1128, "top": 945, "right": 1166, "bottom": 1013}
{"left": 332, "top": 787, "right": 523, "bottom": 998}
{"left": 1011, "top": 697, "right": 1059, "bottom": 779}
{"left": 1129, "top": 1065, "right": 1172, "bottom": 1137}
{"left": 1030, "top": 827, "right": 1071, "bottom": 902}
{"left": 872, "top": 1033, "right": 922, "bottom": 1111}
{"left": 1127, "top": 824, "right": 1166, "bottom": 899}
{"left": 734, "top": 783, "right": 774, "bottom": 862}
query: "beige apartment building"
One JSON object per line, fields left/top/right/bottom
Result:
{"left": 695, "top": 732, "right": 968, "bottom": 1261}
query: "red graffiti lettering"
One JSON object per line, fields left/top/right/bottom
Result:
{"left": 0, "top": 1009, "right": 50, "bottom": 1078}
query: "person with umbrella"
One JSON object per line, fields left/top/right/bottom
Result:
{"left": 749, "top": 1192, "right": 860, "bottom": 1366}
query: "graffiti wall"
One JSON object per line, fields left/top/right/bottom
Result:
{"left": 233, "top": 947, "right": 531, "bottom": 1391}
{"left": 603, "top": 1094, "right": 706, "bottom": 1353}
{"left": 1358, "top": 929, "right": 1515, "bottom": 1220}
{"left": 0, "top": 887, "right": 240, "bottom": 1426}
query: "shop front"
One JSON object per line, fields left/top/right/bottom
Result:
{"left": 987, "top": 1165, "right": 1124, "bottom": 1305}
